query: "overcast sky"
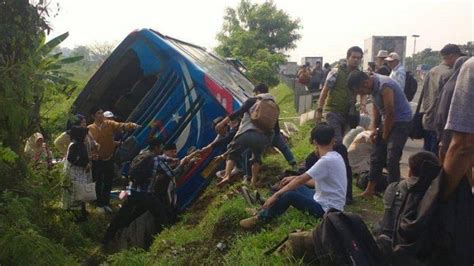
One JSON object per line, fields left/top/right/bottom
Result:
{"left": 50, "top": 0, "right": 473, "bottom": 63}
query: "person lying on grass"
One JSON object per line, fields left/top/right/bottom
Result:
{"left": 240, "top": 124, "right": 347, "bottom": 229}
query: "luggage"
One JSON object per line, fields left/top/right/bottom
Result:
{"left": 404, "top": 71, "right": 418, "bottom": 102}
{"left": 312, "top": 210, "right": 384, "bottom": 266}
{"left": 393, "top": 170, "right": 474, "bottom": 265}
{"left": 377, "top": 181, "right": 408, "bottom": 237}
{"left": 250, "top": 98, "right": 279, "bottom": 133}
{"left": 129, "top": 150, "right": 155, "bottom": 185}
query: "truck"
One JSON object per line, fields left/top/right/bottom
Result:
{"left": 301, "top": 56, "right": 323, "bottom": 68}
{"left": 363, "top": 36, "right": 407, "bottom": 71}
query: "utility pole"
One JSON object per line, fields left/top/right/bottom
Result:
{"left": 412, "top": 34, "right": 420, "bottom": 72}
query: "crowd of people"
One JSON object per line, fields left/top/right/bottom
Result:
{"left": 23, "top": 43, "right": 473, "bottom": 263}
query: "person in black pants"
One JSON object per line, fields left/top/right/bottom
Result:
{"left": 103, "top": 139, "right": 180, "bottom": 248}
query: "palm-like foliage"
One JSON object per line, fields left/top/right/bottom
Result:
{"left": 0, "top": 31, "right": 82, "bottom": 157}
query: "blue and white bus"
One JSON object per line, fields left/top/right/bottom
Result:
{"left": 72, "top": 29, "right": 254, "bottom": 209}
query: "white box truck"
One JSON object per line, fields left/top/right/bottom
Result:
{"left": 363, "top": 36, "right": 407, "bottom": 71}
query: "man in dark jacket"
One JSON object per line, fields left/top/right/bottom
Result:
{"left": 215, "top": 83, "right": 278, "bottom": 186}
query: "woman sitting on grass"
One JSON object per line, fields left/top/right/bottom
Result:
{"left": 240, "top": 124, "right": 347, "bottom": 229}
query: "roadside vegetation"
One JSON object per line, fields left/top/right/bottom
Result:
{"left": 0, "top": 1, "right": 384, "bottom": 265}
{"left": 107, "top": 83, "right": 384, "bottom": 266}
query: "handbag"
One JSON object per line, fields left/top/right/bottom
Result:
{"left": 409, "top": 83, "right": 426, "bottom": 139}
{"left": 73, "top": 181, "right": 97, "bottom": 202}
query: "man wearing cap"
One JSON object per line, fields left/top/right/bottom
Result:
{"left": 385, "top": 52, "right": 406, "bottom": 90}
{"left": 421, "top": 44, "right": 463, "bottom": 154}
{"left": 375, "top": 50, "right": 391, "bottom": 76}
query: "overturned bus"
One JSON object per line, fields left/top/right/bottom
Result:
{"left": 72, "top": 29, "right": 254, "bottom": 209}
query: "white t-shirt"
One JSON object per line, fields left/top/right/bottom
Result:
{"left": 305, "top": 151, "right": 347, "bottom": 212}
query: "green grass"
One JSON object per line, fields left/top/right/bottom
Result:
{"left": 106, "top": 82, "right": 385, "bottom": 265}
{"left": 271, "top": 82, "right": 298, "bottom": 118}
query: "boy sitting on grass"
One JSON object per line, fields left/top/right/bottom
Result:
{"left": 240, "top": 124, "right": 347, "bottom": 229}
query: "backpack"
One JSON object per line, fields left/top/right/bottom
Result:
{"left": 376, "top": 181, "right": 408, "bottom": 238}
{"left": 129, "top": 150, "right": 155, "bottom": 186}
{"left": 393, "top": 169, "right": 474, "bottom": 265}
{"left": 250, "top": 98, "right": 280, "bottom": 133}
{"left": 312, "top": 210, "right": 385, "bottom": 266}
{"left": 404, "top": 71, "right": 418, "bottom": 102}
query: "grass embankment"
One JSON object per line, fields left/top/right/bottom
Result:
{"left": 107, "top": 83, "right": 384, "bottom": 265}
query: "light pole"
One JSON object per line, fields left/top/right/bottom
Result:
{"left": 412, "top": 34, "right": 420, "bottom": 72}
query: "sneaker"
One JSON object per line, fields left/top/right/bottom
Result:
{"left": 239, "top": 216, "right": 259, "bottom": 230}
{"left": 103, "top": 206, "right": 113, "bottom": 213}
{"left": 96, "top": 207, "right": 105, "bottom": 214}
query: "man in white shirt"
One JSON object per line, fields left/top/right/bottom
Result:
{"left": 240, "top": 123, "right": 347, "bottom": 229}
{"left": 386, "top": 52, "right": 406, "bottom": 90}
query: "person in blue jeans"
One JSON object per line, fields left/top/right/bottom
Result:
{"left": 271, "top": 131, "right": 297, "bottom": 167}
{"left": 347, "top": 71, "right": 412, "bottom": 198}
{"left": 240, "top": 124, "right": 347, "bottom": 229}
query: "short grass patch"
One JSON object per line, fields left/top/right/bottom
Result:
{"left": 106, "top": 82, "right": 385, "bottom": 265}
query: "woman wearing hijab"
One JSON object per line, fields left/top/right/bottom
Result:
{"left": 24, "top": 132, "right": 53, "bottom": 169}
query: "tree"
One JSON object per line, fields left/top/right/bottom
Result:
{"left": 215, "top": 0, "right": 301, "bottom": 87}
{"left": 88, "top": 41, "right": 116, "bottom": 64}
{"left": 405, "top": 42, "right": 474, "bottom": 72}
{"left": 405, "top": 48, "right": 441, "bottom": 72}
{"left": 0, "top": 0, "right": 80, "bottom": 185}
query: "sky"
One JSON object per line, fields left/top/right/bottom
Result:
{"left": 49, "top": 0, "right": 473, "bottom": 63}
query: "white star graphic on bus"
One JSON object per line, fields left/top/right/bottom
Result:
{"left": 172, "top": 113, "right": 181, "bottom": 123}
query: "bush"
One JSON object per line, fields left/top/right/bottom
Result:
{"left": 0, "top": 165, "right": 107, "bottom": 265}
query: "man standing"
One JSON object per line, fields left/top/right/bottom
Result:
{"left": 310, "top": 61, "right": 324, "bottom": 92}
{"left": 296, "top": 62, "right": 312, "bottom": 87}
{"left": 88, "top": 106, "right": 140, "bottom": 213}
{"left": 374, "top": 50, "right": 391, "bottom": 76}
{"left": 321, "top": 63, "right": 331, "bottom": 86}
{"left": 347, "top": 71, "right": 412, "bottom": 198}
{"left": 385, "top": 52, "right": 406, "bottom": 89}
{"left": 421, "top": 44, "right": 463, "bottom": 154}
{"left": 439, "top": 56, "right": 474, "bottom": 265}
{"left": 315, "top": 46, "right": 365, "bottom": 144}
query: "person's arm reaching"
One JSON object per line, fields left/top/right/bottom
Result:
{"left": 215, "top": 98, "right": 256, "bottom": 133}
{"left": 109, "top": 120, "right": 140, "bottom": 133}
